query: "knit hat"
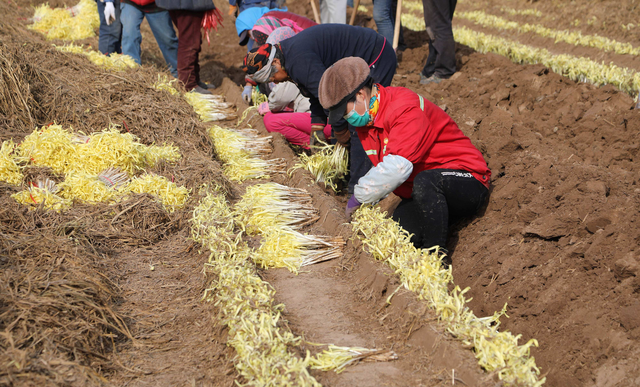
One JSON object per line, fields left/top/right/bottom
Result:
{"left": 242, "top": 44, "right": 276, "bottom": 83}
{"left": 319, "top": 57, "right": 372, "bottom": 125}
{"left": 266, "top": 26, "right": 296, "bottom": 44}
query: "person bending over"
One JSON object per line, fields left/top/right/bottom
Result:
{"left": 319, "top": 57, "right": 490, "bottom": 252}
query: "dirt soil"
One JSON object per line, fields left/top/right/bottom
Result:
{"left": 1, "top": 0, "right": 640, "bottom": 386}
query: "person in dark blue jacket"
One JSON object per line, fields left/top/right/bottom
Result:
{"left": 242, "top": 24, "right": 396, "bottom": 194}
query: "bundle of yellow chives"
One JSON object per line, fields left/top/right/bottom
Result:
{"left": 56, "top": 44, "right": 138, "bottom": 71}
{"left": 58, "top": 171, "right": 123, "bottom": 204}
{"left": 127, "top": 174, "right": 190, "bottom": 212}
{"left": 18, "top": 124, "right": 78, "bottom": 174}
{"left": 153, "top": 74, "right": 180, "bottom": 96}
{"left": 29, "top": 0, "right": 99, "bottom": 41}
{"left": 309, "top": 345, "right": 398, "bottom": 373}
{"left": 292, "top": 143, "right": 349, "bottom": 192}
{"left": 12, "top": 185, "right": 71, "bottom": 212}
{"left": 0, "top": 140, "right": 24, "bottom": 186}
{"left": 233, "top": 182, "right": 319, "bottom": 235}
{"left": 19, "top": 125, "right": 180, "bottom": 176}
{"left": 184, "top": 91, "right": 237, "bottom": 122}
{"left": 208, "top": 125, "right": 286, "bottom": 181}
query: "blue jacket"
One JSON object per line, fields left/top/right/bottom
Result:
{"left": 155, "top": 0, "right": 215, "bottom": 11}
{"left": 279, "top": 24, "right": 390, "bottom": 128}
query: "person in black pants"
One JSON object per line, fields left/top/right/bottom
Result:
{"left": 319, "top": 57, "right": 490, "bottom": 258}
{"left": 420, "top": 0, "right": 457, "bottom": 84}
{"left": 241, "top": 24, "right": 397, "bottom": 195}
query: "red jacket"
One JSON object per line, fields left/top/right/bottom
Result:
{"left": 356, "top": 86, "right": 491, "bottom": 198}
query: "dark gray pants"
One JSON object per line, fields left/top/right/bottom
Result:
{"left": 421, "top": 0, "right": 457, "bottom": 78}
{"left": 392, "top": 169, "right": 488, "bottom": 249}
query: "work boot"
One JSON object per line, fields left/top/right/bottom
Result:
{"left": 420, "top": 73, "right": 444, "bottom": 85}
{"left": 198, "top": 80, "right": 216, "bottom": 90}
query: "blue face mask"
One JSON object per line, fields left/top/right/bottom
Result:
{"left": 344, "top": 98, "right": 370, "bottom": 127}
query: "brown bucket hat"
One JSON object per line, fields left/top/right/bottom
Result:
{"left": 319, "top": 57, "right": 372, "bottom": 125}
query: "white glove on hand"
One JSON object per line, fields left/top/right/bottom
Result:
{"left": 242, "top": 85, "right": 252, "bottom": 104}
{"left": 104, "top": 2, "right": 116, "bottom": 25}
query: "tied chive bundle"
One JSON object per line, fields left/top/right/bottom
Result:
{"left": 18, "top": 125, "right": 180, "bottom": 176}
{"left": 29, "top": 0, "right": 99, "bottom": 41}
{"left": 309, "top": 345, "right": 398, "bottom": 373}
{"left": 207, "top": 125, "right": 286, "bottom": 181}
{"left": 12, "top": 183, "right": 71, "bottom": 212}
{"left": 235, "top": 183, "right": 344, "bottom": 273}
{"left": 292, "top": 143, "right": 348, "bottom": 192}
{"left": 184, "top": 91, "right": 237, "bottom": 122}
{"left": 0, "top": 140, "right": 24, "bottom": 186}
{"left": 234, "top": 183, "right": 319, "bottom": 235}
{"left": 56, "top": 44, "right": 138, "bottom": 71}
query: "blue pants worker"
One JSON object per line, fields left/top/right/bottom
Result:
{"left": 120, "top": 1, "right": 178, "bottom": 77}
{"left": 96, "top": 0, "right": 122, "bottom": 55}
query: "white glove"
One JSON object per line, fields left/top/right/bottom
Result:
{"left": 104, "top": 2, "right": 116, "bottom": 25}
{"left": 242, "top": 85, "right": 252, "bottom": 104}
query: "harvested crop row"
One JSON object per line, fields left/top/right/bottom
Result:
{"left": 401, "top": 13, "right": 640, "bottom": 96}
{"left": 191, "top": 188, "right": 322, "bottom": 386}
{"left": 457, "top": 10, "right": 640, "bottom": 56}
{"left": 351, "top": 206, "right": 545, "bottom": 386}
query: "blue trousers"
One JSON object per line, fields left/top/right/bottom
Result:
{"left": 96, "top": 0, "right": 122, "bottom": 55}
{"left": 373, "top": 0, "right": 404, "bottom": 49}
{"left": 120, "top": 3, "right": 178, "bottom": 77}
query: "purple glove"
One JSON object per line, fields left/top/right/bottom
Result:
{"left": 345, "top": 195, "right": 361, "bottom": 218}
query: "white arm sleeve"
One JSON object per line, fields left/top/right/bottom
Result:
{"left": 353, "top": 154, "right": 413, "bottom": 204}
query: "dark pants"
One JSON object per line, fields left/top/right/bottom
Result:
{"left": 392, "top": 169, "right": 488, "bottom": 249}
{"left": 96, "top": 0, "right": 122, "bottom": 55}
{"left": 169, "top": 10, "right": 204, "bottom": 91}
{"left": 347, "top": 40, "right": 397, "bottom": 193}
{"left": 421, "top": 0, "right": 457, "bottom": 78}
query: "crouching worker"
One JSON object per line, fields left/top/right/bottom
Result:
{"left": 258, "top": 81, "right": 332, "bottom": 148}
{"left": 319, "top": 57, "right": 491, "bottom": 251}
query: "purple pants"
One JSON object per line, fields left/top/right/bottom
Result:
{"left": 263, "top": 112, "right": 332, "bottom": 148}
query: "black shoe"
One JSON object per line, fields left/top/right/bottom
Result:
{"left": 193, "top": 85, "right": 212, "bottom": 95}
{"left": 420, "top": 73, "right": 444, "bottom": 85}
{"left": 198, "top": 80, "right": 216, "bottom": 90}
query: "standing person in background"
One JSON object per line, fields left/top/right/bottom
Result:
{"left": 119, "top": 0, "right": 179, "bottom": 78}
{"left": 319, "top": 0, "right": 346, "bottom": 23}
{"left": 242, "top": 24, "right": 396, "bottom": 196}
{"left": 155, "top": 0, "right": 216, "bottom": 94}
{"left": 373, "top": 0, "right": 405, "bottom": 53}
{"left": 319, "top": 57, "right": 490, "bottom": 256}
{"left": 228, "top": 0, "right": 283, "bottom": 18}
{"left": 98, "top": 0, "right": 122, "bottom": 55}
{"left": 420, "top": 0, "right": 457, "bottom": 84}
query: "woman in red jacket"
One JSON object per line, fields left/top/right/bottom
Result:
{"left": 319, "top": 57, "right": 491, "bottom": 253}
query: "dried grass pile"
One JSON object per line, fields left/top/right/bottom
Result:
{"left": 0, "top": 195, "right": 132, "bottom": 385}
